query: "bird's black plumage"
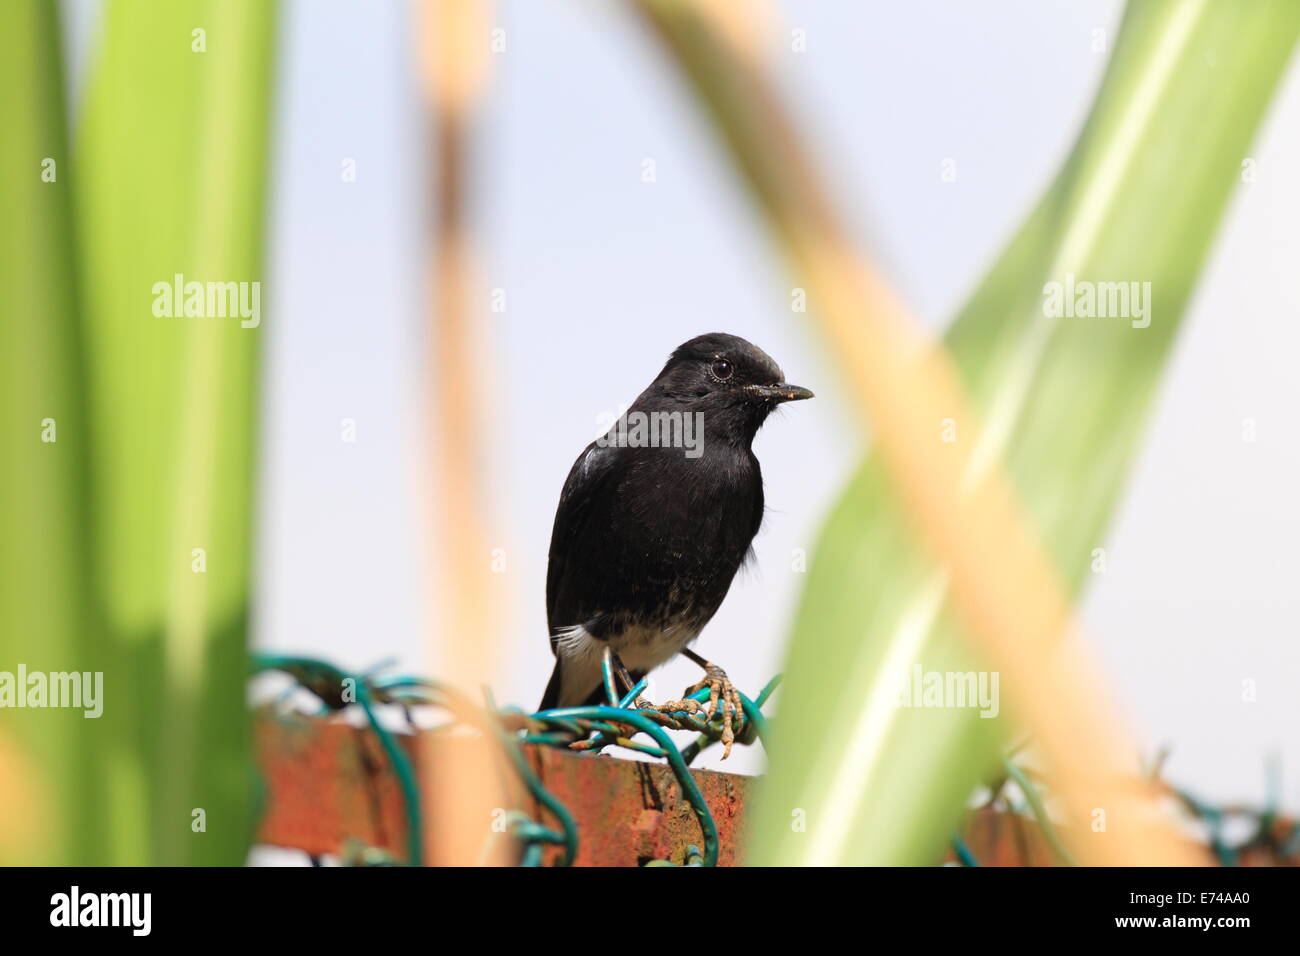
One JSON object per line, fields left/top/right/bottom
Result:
{"left": 540, "top": 333, "right": 812, "bottom": 710}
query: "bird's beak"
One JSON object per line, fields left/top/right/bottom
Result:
{"left": 749, "top": 383, "right": 814, "bottom": 403}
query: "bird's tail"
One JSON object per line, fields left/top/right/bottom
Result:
{"left": 538, "top": 658, "right": 641, "bottom": 712}
{"left": 538, "top": 659, "right": 565, "bottom": 712}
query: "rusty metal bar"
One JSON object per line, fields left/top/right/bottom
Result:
{"left": 254, "top": 713, "right": 1296, "bottom": 866}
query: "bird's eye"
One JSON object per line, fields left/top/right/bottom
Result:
{"left": 711, "top": 359, "right": 733, "bottom": 381}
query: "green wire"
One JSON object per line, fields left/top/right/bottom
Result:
{"left": 252, "top": 652, "right": 783, "bottom": 867}
{"left": 539, "top": 704, "right": 721, "bottom": 866}
{"left": 1002, "top": 758, "right": 1077, "bottom": 867}
{"left": 253, "top": 655, "right": 424, "bottom": 866}
{"left": 951, "top": 836, "right": 979, "bottom": 867}
{"left": 353, "top": 681, "right": 423, "bottom": 866}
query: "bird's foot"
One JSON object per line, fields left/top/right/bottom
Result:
{"left": 684, "top": 663, "right": 743, "bottom": 759}
{"left": 632, "top": 696, "right": 702, "bottom": 727}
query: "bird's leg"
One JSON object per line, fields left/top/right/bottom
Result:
{"left": 607, "top": 651, "right": 701, "bottom": 724}
{"left": 633, "top": 693, "right": 703, "bottom": 720}
{"left": 681, "top": 648, "right": 744, "bottom": 759}
{"left": 607, "top": 651, "right": 652, "bottom": 705}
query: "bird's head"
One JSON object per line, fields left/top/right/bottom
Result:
{"left": 645, "top": 332, "right": 813, "bottom": 442}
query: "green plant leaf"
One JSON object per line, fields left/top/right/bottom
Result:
{"left": 73, "top": 0, "right": 277, "bottom": 864}
{"left": 0, "top": 0, "right": 94, "bottom": 866}
{"left": 751, "top": 0, "right": 1300, "bottom": 865}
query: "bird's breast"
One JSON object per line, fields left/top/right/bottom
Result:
{"left": 603, "top": 449, "right": 759, "bottom": 617}
{"left": 608, "top": 618, "right": 701, "bottom": 674}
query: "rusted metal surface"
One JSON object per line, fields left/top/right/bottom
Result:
{"left": 254, "top": 712, "right": 748, "bottom": 864}
{"left": 526, "top": 745, "right": 750, "bottom": 866}
{"left": 948, "top": 806, "right": 1056, "bottom": 867}
{"left": 255, "top": 713, "right": 1295, "bottom": 866}
{"left": 255, "top": 711, "right": 415, "bottom": 859}
{"left": 947, "top": 807, "right": 1298, "bottom": 867}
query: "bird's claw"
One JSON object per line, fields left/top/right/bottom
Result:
{"left": 633, "top": 696, "right": 702, "bottom": 726}
{"left": 624, "top": 664, "right": 742, "bottom": 758}
{"left": 684, "top": 663, "right": 743, "bottom": 759}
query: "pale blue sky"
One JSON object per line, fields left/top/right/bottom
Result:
{"left": 67, "top": 0, "right": 1300, "bottom": 808}
{"left": 260, "top": 0, "right": 1300, "bottom": 802}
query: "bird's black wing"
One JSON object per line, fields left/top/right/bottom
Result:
{"left": 742, "top": 452, "right": 765, "bottom": 566}
{"left": 545, "top": 440, "right": 623, "bottom": 652}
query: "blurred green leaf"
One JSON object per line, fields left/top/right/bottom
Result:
{"left": 73, "top": 0, "right": 276, "bottom": 864}
{"left": 752, "top": 0, "right": 1300, "bottom": 865}
{"left": 0, "top": 0, "right": 94, "bottom": 866}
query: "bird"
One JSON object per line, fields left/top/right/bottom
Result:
{"left": 538, "top": 332, "right": 813, "bottom": 756}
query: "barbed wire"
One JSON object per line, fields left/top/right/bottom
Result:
{"left": 253, "top": 654, "right": 1297, "bottom": 867}
{"left": 254, "top": 651, "right": 767, "bottom": 866}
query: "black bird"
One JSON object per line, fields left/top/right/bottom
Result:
{"left": 539, "top": 332, "right": 813, "bottom": 756}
